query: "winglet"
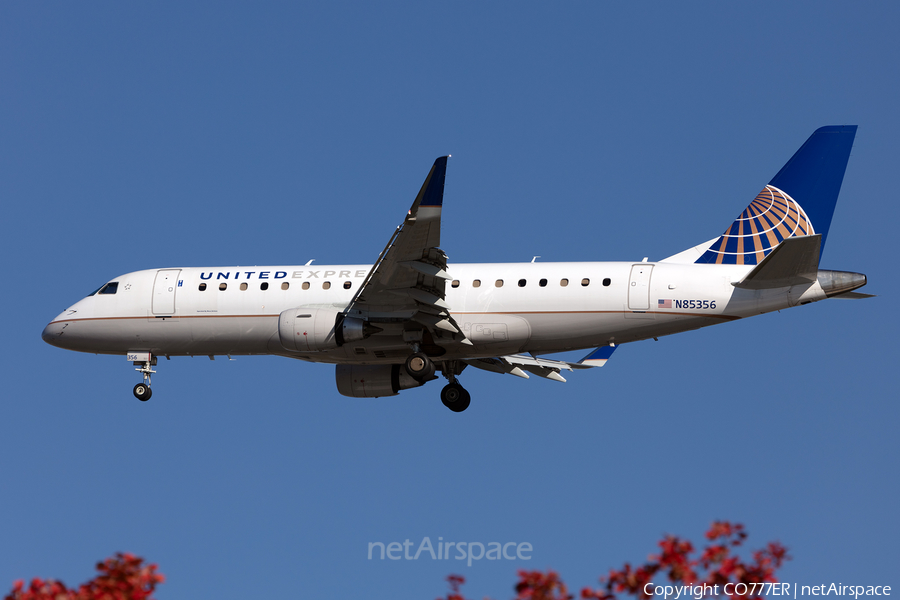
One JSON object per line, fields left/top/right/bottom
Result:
{"left": 578, "top": 344, "right": 618, "bottom": 367}
{"left": 413, "top": 156, "right": 449, "bottom": 209}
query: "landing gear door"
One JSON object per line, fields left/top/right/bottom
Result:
{"left": 152, "top": 269, "right": 182, "bottom": 315}
{"left": 628, "top": 264, "right": 653, "bottom": 311}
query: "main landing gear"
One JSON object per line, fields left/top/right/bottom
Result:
{"left": 440, "top": 381, "right": 470, "bottom": 412}
{"left": 404, "top": 351, "right": 471, "bottom": 412}
{"left": 439, "top": 360, "right": 470, "bottom": 413}
{"left": 132, "top": 355, "right": 156, "bottom": 401}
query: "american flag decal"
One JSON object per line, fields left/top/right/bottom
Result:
{"left": 658, "top": 299, "right": 672, "bottom": 308}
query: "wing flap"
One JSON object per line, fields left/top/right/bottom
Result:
{"left": 399, "top": 260, "right": 453, "bottom": 280}
{"left": 463, "top": 352, "right": 608, "bottom": 383}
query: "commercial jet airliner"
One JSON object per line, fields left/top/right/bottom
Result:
{"left": 42, "top": 126, "right": 870, "bottom": 411}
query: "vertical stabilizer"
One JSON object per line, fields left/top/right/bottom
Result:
{"left": 690, "top": 126, "right": 856, "bottom": 266}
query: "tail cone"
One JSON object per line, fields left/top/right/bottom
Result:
{"left": 817, "top": 270, "right": 867, "bottom": 297}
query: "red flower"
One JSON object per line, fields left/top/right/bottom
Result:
{"left": 5, "top": 553, "right": 164, "bottom": 600}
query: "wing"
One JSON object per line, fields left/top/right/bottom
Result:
{"left": 462, "top": 346, "right": 619, "bottom": 382}
{"left": 345, "top": 157, "right": 468, "bottom": 343}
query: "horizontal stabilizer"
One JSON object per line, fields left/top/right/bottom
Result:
{"left": 733, "top": 235, "right": 820, "bottom": 290}
{"left": 831, "top": 291, "right": 875, "bottom": 299}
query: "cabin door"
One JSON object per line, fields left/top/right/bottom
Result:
{"left": 627, "top": 264, "right": 653, "bottom": 311}
{"left": 152, "top": 269, "right": 182, "bottom": 315}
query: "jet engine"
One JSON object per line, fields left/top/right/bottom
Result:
{"left": 335, "top": 364, "right": 430, "bottom": 398}
{"left": 278, "top": 308, "right": 373, "bottom": 352}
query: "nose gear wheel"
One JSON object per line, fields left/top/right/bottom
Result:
{"left": 133, "top": 383, "right": 152, "bottom": 401}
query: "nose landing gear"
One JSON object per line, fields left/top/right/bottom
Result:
{"left": 131, "top": 354, "right": 156, "bottom": 401}
{"left": 133, "top": 382, "right": 152, "bottom": 401}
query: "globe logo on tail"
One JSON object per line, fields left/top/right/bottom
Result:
{"left": 695, "top": 185, "right": 814, "bottom": 265}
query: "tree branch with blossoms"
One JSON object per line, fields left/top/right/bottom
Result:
{"left": 435, "top": 522, "right": 788, "bottom": 600}
{"left": 5, "top": 553, "right": 164, "bottom": 600}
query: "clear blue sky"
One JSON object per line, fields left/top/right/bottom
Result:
{"left": 1, "top": 2, "right": 897, "bottom": 598}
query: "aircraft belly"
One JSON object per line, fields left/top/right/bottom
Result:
{"left": 184, "top": 315, "right": 278, "bottom": 354}
{"left": 519, "top": 310, "right": 739, "bottom": 352}
{"left": 454, "top": 314, "right": 531, "bottom": 355}
{"left": 523, "top": 312, "right": 616, "bottom": 347}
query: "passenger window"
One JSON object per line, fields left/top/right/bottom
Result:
{"left": 560, "top": 278, "right": 569, "bottom": 287}
{"left": 260, "top": 282, "right": 269, "bottom": 291}
{"left": 219, "top": 283, "right": 227, "bottom": 291}
{"left": 199, "top": 283, "right": 207, "bottom": 291}
{"left": 539, "top": 279, "right": 547, "bottom": 287}
{"left": 302, "top": 282, "right": 310, "bottom": 290}
{"left": 518, "top": 279, "right": 526, "bottom": 287}
{"left": 451, "top": 280, "right": 460, "bottom": 288}
{"left": 473, "top": 279, "right": 481, "bottom": 288}
{"left": 240, "top": 283, "right": 248, "bottom": 291}
{"left": 582, "top": 278, "right": 590, "bottom": 287}
{"left": 495, "top": 279, "right": 504, "bottom": 288}
{"left": 343, "top": 281, "right": 352, "bottom": 289}
{"left": 281, "top": 282, "right": 289, "bottom": 290}
{"left": 603, "top": 278, "right": 611, "bottom": 286}
{"left": 98, "top": 282, "right": 119, "bottom": 295}
{"left": 323, "top": 282, "right": 331, "bottom": 290}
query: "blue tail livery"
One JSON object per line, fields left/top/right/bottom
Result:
{"left": 695, "top": 125, "right": 857, "bottom": 266}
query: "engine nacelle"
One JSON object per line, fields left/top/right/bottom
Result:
{"left": 278, "top": 307, "right": 368, "bottom": 352}
{"left": 335, "top": 364, "right": 427, "bottom": 398}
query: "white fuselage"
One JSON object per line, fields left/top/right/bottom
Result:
{"left": 42, "top": 260, "right": 831, "bottom": 363}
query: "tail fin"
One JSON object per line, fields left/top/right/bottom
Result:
{"left": 669, "top": 126, "right": 857, "bottom": 265}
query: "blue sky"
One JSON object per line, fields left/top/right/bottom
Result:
{"left": 1, "top": 2, "right": 898, "bottom": 598}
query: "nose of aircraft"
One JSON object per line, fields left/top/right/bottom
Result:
{"left": 42, "top": 289, "right": 102, "bottom": 348}
{"left": 41, "top": 319, "right": 67, "bottom": 348}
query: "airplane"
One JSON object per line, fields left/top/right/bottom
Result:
{"left": 42, "top": 126, "right": 870, "bottom": 412}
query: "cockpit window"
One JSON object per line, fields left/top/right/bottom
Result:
{"left": 97, "top": 282, "right": 119, "bottom": 295}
